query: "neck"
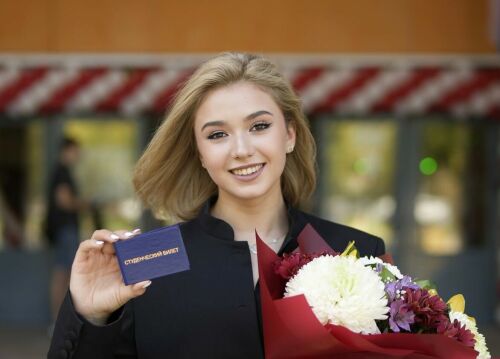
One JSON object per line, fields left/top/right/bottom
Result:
{"left": 211, "top": 190, "right": 289, "bottom": 243}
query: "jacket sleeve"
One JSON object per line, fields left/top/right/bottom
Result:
{"left": 47, "top": 291, "right": 136, "bottom": 359}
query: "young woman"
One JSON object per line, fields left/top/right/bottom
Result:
{"left": 48, "top": 53, "right": 385, "bottom": 359}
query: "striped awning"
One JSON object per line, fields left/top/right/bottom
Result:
{"left": 1, "top": 55, "right": 499, "bottom": 118}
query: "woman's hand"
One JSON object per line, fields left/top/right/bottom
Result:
{"left": 69, "top": 229, "right": 151, "bottom": 326}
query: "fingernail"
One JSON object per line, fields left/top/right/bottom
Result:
{"left": 110, "top": 233, "right": 119, "bottom": 241}
{"left": 143, "top": 281, "right": 152, "bottom": 288}
{"left": 95, "top": 240, "right": 104, "bottom": 245}
{"left": 132, "top": 228, "right": 141, "bottom": 234}
{"left": 124, "top": 231, "right": 134, "bottom": 238}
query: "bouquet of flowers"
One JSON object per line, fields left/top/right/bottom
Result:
{"left": 257, "top": 224, "right": 491, "bottom": 359}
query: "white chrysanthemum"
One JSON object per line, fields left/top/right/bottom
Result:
{"left": 357, "top": 256, "right": 383, "bottom": 267}
{"left": 449, "top": 311, "right": 491, "bottom": 359}
{"left": 382, "top": 263, "right": 403, "bottom": 279}
{"left": 357, "top": 256, "right": 403, "bottom": 279}
{"left": 285, "top": 255, "right": 389, "bottom": 334}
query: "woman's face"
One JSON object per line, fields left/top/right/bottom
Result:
{"left": 194, "top": 81, "right": 295, "bottom": 203}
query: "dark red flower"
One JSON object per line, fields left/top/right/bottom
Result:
{"left": 273, "top": 251, "right": 337, "bottom": 280}
{"left": 403, "top": 288, "right": 448, "bottom": 331}
{"left": 273, "top": 253, "right": 313, "bottom": 280}
{"left": 437, "top": 319, "right": 476, "bottom": 348}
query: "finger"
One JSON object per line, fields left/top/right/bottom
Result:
{"left": 101, "top": 228, "right": 141, "bottom": 255}
{"left": 73, "top": 238, "right": 106, "bottom": 262}
{"left": 112, "top": 228, "right": 142, "bottom": 240}
{"left": 90, "top": 228, "right": 142, "bottom": 242}
{"left": 90, "top": 229, "right": 120, "bottom": 244}
{"left": 118, "top": 280, "right": 151, "bottom": 304}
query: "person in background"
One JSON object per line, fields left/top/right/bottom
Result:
{"left": 0, "top": 190, "right": 24, "bottom": 249}
{"left": 46, "top": 137, "right": 88, "bottom": 329}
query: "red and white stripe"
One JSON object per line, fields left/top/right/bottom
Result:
{"left": 313, "top": 67, "right": 380, "bottom": 113}
{"left": 39, "top": 68, "right": 108, "bottom": 114}
{"left": 432, "top": 69, "right": 500, "bottom": 116}
{"left": 95, "top": 68, "right": 155, "bottom": 113}
{"left": 459, "top": 82, "right": 500, "bottom": 117}
{"left": 7, "top": 69, "right": 78, "bottom": 115}
{"left": 120, "top": 68, "right": 180, "bottom": 115}
{"left": 0, "top": 67, "right": 48, "bottom": 113}
{"left": 151, "top": 68, "right": 195, "bottom": 113}
{"left": 0, "top": 68, "right": 20, "bottom": 91}
{"left": 394, "top": 68, "right": 473, "bottom": 115}
{"left": 66, "top": 69, "right": 125, "bottom": 113}
{"left": 0, "top": 59, "right": 499, "bottom": 119}
{"left": 297, "top": 68, "right": 358, "bottom": 113}
{"left": 337, "top": 68, "right": 412, "bottom": 114}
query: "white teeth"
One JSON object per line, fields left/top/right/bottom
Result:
{"left": 231, "top": 164, "right": 263, "bottom": 176}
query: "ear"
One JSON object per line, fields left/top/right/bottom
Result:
{"left": 285, "top": 121, "right": 296, "bottom": 150}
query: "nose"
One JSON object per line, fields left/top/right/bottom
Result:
{"left": 231, "top": 132, "right": 254, "bottom": 159}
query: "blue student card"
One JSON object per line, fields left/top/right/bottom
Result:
{"left": 113, "top": 225, "right": 190, "bottom": 285}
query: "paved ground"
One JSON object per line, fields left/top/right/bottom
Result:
{"left": 1, "top": 325, "right": 499, "bottom": 358}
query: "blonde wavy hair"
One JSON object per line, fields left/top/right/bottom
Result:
{"left": 133, "top": 52, "right": 317, "bottom": 221}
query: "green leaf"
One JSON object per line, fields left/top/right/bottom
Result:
{"left": 415, "top": 279, "right": 437, "bottom": 291}
{"left": 341, "top": 241, "right": 359, "bottom": 258}
{"left": 379, "top": 265, "right": 396, "bottom": 283}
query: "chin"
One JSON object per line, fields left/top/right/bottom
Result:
{"left": 211, "top": 169, "right": 283, "bottom": 202}
{"left": 220, "top": 182, "right": 281, "bottom": 203}
{"left": 222, "top": 189, "right": 267, "bottom": 201}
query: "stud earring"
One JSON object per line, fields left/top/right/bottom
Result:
{"left": 287, "top": 145, "right": 294, "bottom": 153}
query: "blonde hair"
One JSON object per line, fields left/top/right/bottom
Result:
{"left": 133, "top": 52, "right": 317, "bottom": 221}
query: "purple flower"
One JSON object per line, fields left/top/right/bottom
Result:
{"left": 375, "top": 263, "right": 384, "bottom": 273}
{"left": 385, "top": 276, "right": 419, "bottom": 302}
{"left": 389, "top": 299, "right": 415, "bottom": 332}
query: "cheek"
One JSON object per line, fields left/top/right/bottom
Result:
{"left": 197, "top": 141, "right": 229, "bottom": 173}
{"left": 261, "top": 130, "right": 288, "bottom": 158}
{"left": 204, "top": 156, "right": 226, "bottom": 173}
{"left": 195, "top": 133, "right": 215, "bottom": 162}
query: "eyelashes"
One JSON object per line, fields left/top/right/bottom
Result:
{"left": 206, "top": 121, "right": 272, "bottom": 140}
{"left": 251, "top": 122, "right": 271, "bottom": 131}
{"left": 207, "top": 131, "right": 226, "bottom": 140}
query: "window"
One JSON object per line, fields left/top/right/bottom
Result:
{"left": 318, "top": 118, "right": 397, "bottom": 250}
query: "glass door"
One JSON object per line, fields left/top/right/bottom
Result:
{"left": 315, "top": 116, "right": 497, "bottom": 325}
{"left": 315, "top": 117, "right": 397, "bottom": 252}
{"left": 401, "top": 119, "right": 496, "bottom": 325}
{"left": 62, "top": 118, "right": 142, "bottom": 238}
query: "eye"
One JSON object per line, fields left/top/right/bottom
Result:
{"left": 207, "top": 131, "right": 227, "bottom": 140}
{"left": 251, "top": 122, "right": 271, "bottom": 131}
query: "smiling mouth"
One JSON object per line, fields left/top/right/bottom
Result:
{"left": 229, "top": 163, "right": 265, "bottom": 176}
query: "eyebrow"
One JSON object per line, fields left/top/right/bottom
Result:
{"left": 200, "top": 110, "right": 273, "bottom": 131}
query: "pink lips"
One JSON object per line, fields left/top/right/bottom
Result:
{"left": 229, "top": 164, "right": 265, "bottom": 182}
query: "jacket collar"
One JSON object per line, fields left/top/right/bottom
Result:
{"left": 195, "top": 196, "right": 307, "bottom": 254}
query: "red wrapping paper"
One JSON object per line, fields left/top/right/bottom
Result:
{"left": 257, "top": 224, "right": 479, "bottom": 359}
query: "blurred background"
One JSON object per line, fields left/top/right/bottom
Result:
{"left": 0, "top": 0, "right": 498, "bottom": 357}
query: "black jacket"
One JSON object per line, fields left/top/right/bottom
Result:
{"left": 48, "top": 199, "right": 385, "bottom": 359}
